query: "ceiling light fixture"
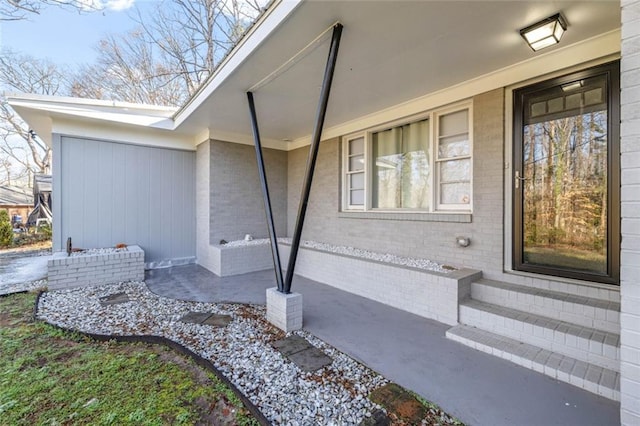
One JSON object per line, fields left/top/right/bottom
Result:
{"left": 520, "top": 13, "right": 567, "bottom": 52}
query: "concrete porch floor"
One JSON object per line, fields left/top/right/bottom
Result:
{"left": 145, "top": 265, "right": 619, "bottom": 426}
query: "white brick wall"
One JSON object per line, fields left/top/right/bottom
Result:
{"left": 196, "top": 139, "right": 287, "bottom": 276}
{"left": 279, "top": 243, "right": 480, "bottom": 326}
{"left": 287, "top": 90, "right": 505, "bottom": 279}
{"left": 621, "top": 1, "right": 640, "bottom": 423}
{"left": 214, "top": 242, "right": 274, "bottom": 276}
{"left": 196, "top": 141, "right": 221, "bottom": 274}
{"left": 266, "top": 287, "right": 303, "bottom": 332}
{"left": 47, "top": 245, "right": 145, "bottom": 290}
{"left": 210, "top": 140, "right": 287, "bottom": 244}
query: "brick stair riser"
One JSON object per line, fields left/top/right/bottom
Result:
{"left": 445, "top": 329, "right": 620, "bottom": 401}
{"left": 459, "top": 305, "right": 619, "bottom": 372}
{"left": 471, "top": 283, "right": 619, "bottom": 334}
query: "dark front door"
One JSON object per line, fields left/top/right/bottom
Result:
{"left": 513, "top": 61, "right": 620, "bottom": 285}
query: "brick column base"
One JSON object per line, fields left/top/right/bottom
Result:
{"left": 266, "top": 287, "right": 303, "bottom": 332}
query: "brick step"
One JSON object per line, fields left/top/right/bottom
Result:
{"left": 459, "top": 300, "right": 619, "bottom": 372}
{"left": 446, "top": 325, "right": 620, "bottom": 401}
{"left": 471, "top": 279, "right": 620, "bottom": 334}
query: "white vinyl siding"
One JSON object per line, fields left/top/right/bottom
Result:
{"left": 56, "top": 136, "right": 196, "bottom": 264}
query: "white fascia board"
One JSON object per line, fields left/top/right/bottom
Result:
{"left": 53, "top": 119, "right": 194, "bottom": 151}
{"left": 173, "top": 0, "right": 305, "bottom": 129}
{"left": 8, "top": 104, "right": 54, "bottom": 146}
{"left": 288, "top": 29, "right": 621, "bottom": 150}
{"left": 6, "top": 97, "right": 176, "bottom": 129}
{"left": 6, "top": 93, "right": 176, "bottom": 116}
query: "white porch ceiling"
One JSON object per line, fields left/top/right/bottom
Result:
{"left": 175, "top": 1, "right": 620, "bottom": 144}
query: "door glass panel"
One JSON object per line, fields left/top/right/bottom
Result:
{"left": 521, "top": 74, "right": 608, "bottom": 275}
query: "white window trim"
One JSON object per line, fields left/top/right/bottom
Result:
{"left": 342, "top": 100, "right": 473, "bottom": 214}
{"left": 434, "top": 103, "right": 474, "bottom": 211}
{"left": 343, "top": 134, "right": 367, "bottom": 210}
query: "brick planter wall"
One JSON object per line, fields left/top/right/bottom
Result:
{"left": 210, "top": 242, "right": 274, "bottom": 276}
{"left": 47, "top": 245, "right": 145, "bottom": 290}
{"left": 278, "top": 243, "right": 481, "bottom": 326}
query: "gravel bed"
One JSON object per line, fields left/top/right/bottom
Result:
{"left": 0, "top": 278, "right": 47, "bottom": 296}
{"left": 36, "top": 281, "right": 389, "bottom": 425}
{"left": 69, "top": 247, "right": 128, "bottom": 256}
{"left": 223, "top": 238, "right": 454, "bottom": 273}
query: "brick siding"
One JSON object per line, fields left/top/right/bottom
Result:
{"left": 621, "top": 1, "right": 640, "bottom": 423}
{"left": 287, "top": 90, "right": 504, "bottom": 278}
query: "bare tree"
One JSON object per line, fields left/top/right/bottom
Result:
{"left": 134, "top": 0, "right": 266, "bottom": 96}
{"left": 69, "top": 0, "right": 268, "bottom": 106}
{"left": 71, "top": 30, "right": 186, "bottom": 105}
{"left": 1, "top": 0, "right": 100, "bottom": 21}
{"left": 0, "top": 51, "right": 65, "bottom": 182}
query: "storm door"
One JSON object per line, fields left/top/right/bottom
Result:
{"left": 513, "top": 61, "right": 619, "bottom": 284}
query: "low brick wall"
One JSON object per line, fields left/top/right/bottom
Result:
{"left": 47, "top": 245, "right": 145, "bottom": 290}
{"left": 211, "top": 242, "right": 274, "bottom": 276}
{"left": 278, "top": 243, "right": 481, "bottom": 326}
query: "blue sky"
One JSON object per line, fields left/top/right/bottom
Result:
{"left": 0, "top": 0, "right": 155, "bottom": 68}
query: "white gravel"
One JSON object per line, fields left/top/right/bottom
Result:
{"left": 223, "top": 238, "right": 455, "bottom": 273}
{"left": 0, "top": 278, "right": 47, "bottom": 296}
{"left": 70, "top": 247, "right": 128, "bottom": 256}
{"left": 36, "top": 281, "right": 389, "bottom": 425}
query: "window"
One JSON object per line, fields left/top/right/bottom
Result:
{"left": 345, "top": 136, "right": 365, "bottom": 208}
{"left": 342, "top": 103, "right": 472, "bottom": 212}
{"left": 436, "top": 109, "right": 471, "bottom": 209}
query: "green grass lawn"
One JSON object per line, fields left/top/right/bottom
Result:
{"left": 0, "top": 292, "right": 259, "bottom": 426}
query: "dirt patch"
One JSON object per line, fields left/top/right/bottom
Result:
{"left": 370, "top": 383, "right": 428, "bottom": 425}
{"left": 0, "top": 312, "right": 12, "bottom": 327}
{"left": 368, "top": 383, "right": 463, "bottom": 425}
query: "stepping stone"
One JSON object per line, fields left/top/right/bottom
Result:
{"left": 202, "top": 314, "right": 232, "bottom": 327}
{"left": 272, "top": 335, "right": 311, "bottom": 356}
{"left": 272, "top": 335, "right": 332, "bottom": 372}
{"left": 179, "top": 311, "right": 232, "bottom": 327}
{"left": 180, "top": 312, "right": 213, "bottom": 324}
{"left": 99, "top": 292, "right": 131, "bottom": 306}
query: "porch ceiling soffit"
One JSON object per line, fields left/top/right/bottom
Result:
{"left": 176, "top": 0, "right": 621, "bottom": 146}
{"left": 6, "top": 1, "right": 621, "bottom": 151}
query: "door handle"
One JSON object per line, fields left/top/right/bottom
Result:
{"left": 515, "top": 170, "right": 528, "bottom": 189}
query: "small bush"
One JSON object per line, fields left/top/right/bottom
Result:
{"left": 0, "top": 210, "right": 13, "bottom": 247}
{"left": 39, "top": 222, "right": 52, "bottom": 239}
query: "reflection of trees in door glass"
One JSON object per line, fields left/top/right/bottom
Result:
{"left": 523, "top": 110, "right": 607, "bottom": 274}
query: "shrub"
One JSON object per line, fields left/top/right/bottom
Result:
{"left": 0, "top": 210, "right": 13, "bottom": 248}
{"left": 38, "top": 222, "right": 52, "bottom": 239}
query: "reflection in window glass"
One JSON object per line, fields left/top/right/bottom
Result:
{"left": 437, "top": 110, "right": 470, "bottom": 207}
{"left": 372, "top": 120, "right": 430, "bottom": 209}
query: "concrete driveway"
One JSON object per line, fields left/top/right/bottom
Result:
{"left": 0, "top": 249, "right": 51, "bottom": 293}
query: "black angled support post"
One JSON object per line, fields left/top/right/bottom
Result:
{"left": 284, "top": 23, "right": 343, "bottom": 294}
{"left": 247, "top": 91, "right": 285, "bottom": 292}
